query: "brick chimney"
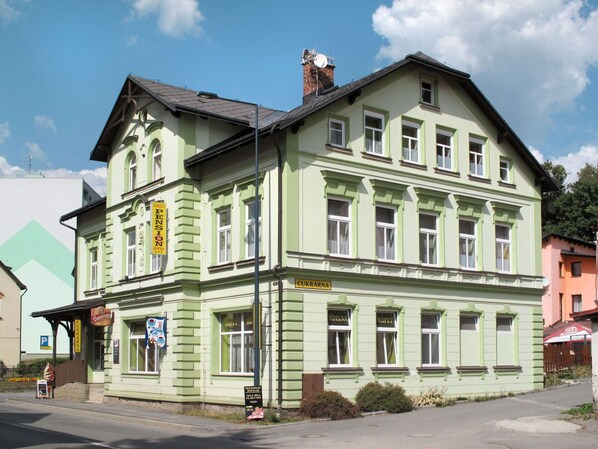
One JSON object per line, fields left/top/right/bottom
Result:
{"left": 302, "top": 49, "right": 335, "bottom": 104}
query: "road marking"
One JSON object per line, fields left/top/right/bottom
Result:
{"left": 506, "top": 396, "right": 569, "bottom": 411}
{"left": 91, "top": 443, "right": 120, "bottom": 449}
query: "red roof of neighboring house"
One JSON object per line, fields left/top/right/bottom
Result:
{"left": 572, "top": 307, "right": 598, "bottom": 321}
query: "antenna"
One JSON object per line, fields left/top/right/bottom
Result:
{"left": 313, "top": 53, "right": 328, "bottom": 69}
{"left": 27, "top": 153, "right": 32, "bottom": 174}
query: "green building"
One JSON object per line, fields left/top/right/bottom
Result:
{"left": 50, "top": 51, "right": 554, "bottom": 410}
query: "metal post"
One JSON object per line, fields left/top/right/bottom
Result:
{"left": 253, "top": 103, "right": 260, "bottom": 387}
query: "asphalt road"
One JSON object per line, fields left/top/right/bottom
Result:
{"left": 0, "top": 381, "right": 597, "bottom": 449}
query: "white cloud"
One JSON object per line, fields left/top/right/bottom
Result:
{"left": 0, "top": 122, "right": 10, "bottom": 145}
{"left": 552, "top": 144, "right": 598, "bottom": 185}
{"left": 33, "top": 115, "right": 57, "bottom": 133}
{"left": 0, "top": 0, "right": 20, "bottom": 23}
{"left": 529, "top": 146, "right": 544, "bottom": 164}
{"left": 0, "top": 155, "right": 107, "bottom": 196}
{"left": 372, "top": 0, "right": 598, "bottom": 139}
{"left": 24, "top": 141, "right": 47, "bottom": 164}
{"left": 130, "top": 0, "right": 204, "bottom": 38}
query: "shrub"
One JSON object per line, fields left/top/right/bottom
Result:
{"left": 412, "top": 386, "right": 454, "bottom": 408}
{"left": 355, "top": 382, "right": 413, "bottom": 414}
{"left": 15, "top": 358, "right": 68, "bottom": 377}
{"left": 299, "top": 390, "right": 359, "bottom": 420}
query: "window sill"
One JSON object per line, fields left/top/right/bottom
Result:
{"left": 322, "top": 367, "right": 364, "bottom": 375}
{"left": 121, "top": 177, "right": 165, "bottom": 200}
{"left": 362, "top": 152, "right": 392, "bottom": 163}
{"left": 492, "top": 365, "right": 521, "bottom": 373}
{"left": 371, "top": 366, "right": 410, "bottom": 375}
{"left": 326, "top": 144, "right": 352, "bottom": 154}
{"left": 416, "top": 366, "right": 451, "bottom": 374}
{"left": 456, "top": 365, "right": 488, "bottom": 374}
{"left": 434, "top": 167, "right": 460, "bottom": 177}
{"left": 119, "top": 272, "right": 162, "bottom": 284}
{"left": 498, "top": 180, "right": 516, "bottom": 189}
{"left": 122, "top": 372, "right": 159, "bottom": 377}
{"left": 208, "top": 262, "right": 235, "bottom": 273}
{"left": 212, "top": 373, "right": 254, "bottom": 378}
{"left": 419, "top": 102, "right": 440, "bottom": 112}
{"left": 468, "top": 175, "right": 491, "bottom": 184}
{"left": 84, "top": 288, "right": 105, "bottom": 297}
{"left": 399, "top": 160, "right": 426, "bottom": 170}
{"left": 235, "top": 256, "right": 266, "bottom": 269}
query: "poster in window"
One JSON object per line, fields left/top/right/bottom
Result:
{"left": 146, "top": 316, "right": 167, "bottom": 349}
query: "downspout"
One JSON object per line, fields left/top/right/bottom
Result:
{"left": 269, "top": 124, "right": 284, "bottom": 410}
{"left": 60, "top": 219, "right": 78, "bottom": 305}
{"left": 60, "top": 218, "right": 78, "bottom": 365}
{"left": 19, "top": 287, "right": 27, "bottom": 366}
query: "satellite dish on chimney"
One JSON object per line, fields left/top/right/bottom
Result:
{"left": 313, "top": 53, "right": 328, "bottom": 69}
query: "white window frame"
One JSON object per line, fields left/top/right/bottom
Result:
{"left": 495, "top": 224, "right": 511, "bottom": 272}
{"left": 220, "top": 311, "right": 254, "bottom": 374}
{"left": 436, "top": 129, "right": 453, "bottom": 170}
{"left": 376, "top": 311, "right": 398, "bottom": 366}
{"left": 364, "top": 111, "right": 384, "bottom": 156}
{"left": 328, "top": 198, "right": 351, "bottom": 256}
{"left": 150, "top": 253, "right": 161, "bottom": 273}
{"left": 469, "top": 138, "right": 485, "bottom": 177}
{"left": 499, "top": 158, "right": 511, "bottom": 183}
{"left": 459, "top": 219, "right": 477, "bottom": 269}
{"left": 402, "top": 120, "right": 420, "bottom": 163}
{"left": 329, "top": 118, "right": 345, "bottom": 148}
{"left": 152, "top": 142, "right": 162, "bottom": 181}
{"left": 421, "top": 313, "right": 441, "bottom": 366}
{"left": 90, "top": 248, "right": 98, "bottom": 290}
{"left": 217, "top": 208, "right": 232, "bottom": 264}
{"left": 419, "top": 212, "right": 438, "bottom": 265}
{"left": 497, "top": 316, "right": 513, "bottom": 332}
{"left": 421, "top": 79, "right": 435, "bottom": 106}
{"left": 126, "top": 229, "right": 136, "bottom": 278}
{"left": 245, "top": 200, "right": 261, "bottom": 259}
{"left": 328, "top": 309, "right": 352, "bottom": 367}
{"left": 573, "top": 294, "right": 583, "bottom": 313}
{"left": 128, "top": 155, "right": 137, "bottom": 191}
{"left": 375, "top": 205, "right": 396, "bottom": 261}
{"left": 129, "top": 321, "right": 159, "bottom": 373}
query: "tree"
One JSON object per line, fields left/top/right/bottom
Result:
{"left": 541, "top": 161, "right": 567, "bottom": 235}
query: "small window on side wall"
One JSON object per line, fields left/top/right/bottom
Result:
{"left": 499, "top": 157, "right": 511, "bottom": 183}
{"left": 571, "top": 261, "right": 582, "bottom": 277}
{"left": 329, "top": 118, "right": 346, "bottom": 148}
{"left": 421, "top": 78, "right": 436, "bottom": 107}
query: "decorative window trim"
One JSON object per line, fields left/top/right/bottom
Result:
{"left": 145, "top": 121, "right": 163, "bottom": 137}
{"left": 495, "top": 311, "right": 519, "bottom": 368}
{"left": 401, "top": 118, "right": 423, "bottom": 164}
{"left": 436, "top": 127, "right": 455, "bottom": 171}
{"left": 375, "top": 304, "right": 404, "bottom": 367}
{"left": 149, "top": 139, "right": 162, "bottom": 182}
{"left": 363, "top": 108, "right": 388, "bottom": 157}
{"left": 468, "top": 136, "right": 486, "bottom": 178}
{"left": 459, "top": 306, "right": 485, "bottom": 368}
{"left": 420, "top": 305, "right": 446, "bottom": 367}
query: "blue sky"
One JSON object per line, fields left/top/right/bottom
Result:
{"left": 1, "top": 0, "right": 598, "bottom": 196}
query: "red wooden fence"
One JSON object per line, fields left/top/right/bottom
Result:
{"left": 54, "top": 359, "right": 87, "bottom": 388}
{"left": 544, "top": 343, "right": 591, "bottom": 372}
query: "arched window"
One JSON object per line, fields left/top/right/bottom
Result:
{"left": 128, "top": 154, "right": 137, "bottom": 191}
{"left": 152, "top": 142, "right": 162, "bottom": 181}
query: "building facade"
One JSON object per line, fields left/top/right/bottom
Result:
{"left": 542, "top": 233, "right": 597, "bottom": 327}
{"left": 0, "top": 260, "right": 26, "bottom": 370}
{"left": 0, "top": 177, "right": 100, "bottom": 360}
{"left": 63, "top": 51, "right": 552, "bottom": 409}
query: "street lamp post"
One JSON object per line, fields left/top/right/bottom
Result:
{"left": 253, "top": 103, "right": 260, "bottom": 387}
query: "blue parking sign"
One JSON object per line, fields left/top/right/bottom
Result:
{"left": 40, "top": 335, "right": 50, "bottom": 349}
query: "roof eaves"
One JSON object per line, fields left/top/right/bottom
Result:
{"left": 60, "top": 197, "right": 107, "bottom": 222}
{"left": 0, "top": 260, "right": 26, "bottom": 290}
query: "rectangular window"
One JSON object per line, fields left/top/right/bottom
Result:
{"left": 217, "top": 208, "right": 232, "bottom": 263}
{"left": 402, "top": 120, "right": 419, "bottom": 163}
{"left": 93, "top": 327, "right": 105, "bottom": 372}
{"left": 375, "top": 206, "right": 396, "bottom": 261}
{"left": 129, "top": 156, "right": 137, "bottom": 191}
{"left": 245, "top": 200, "right": 262, "bottom": 258}
{"left": 469, "top": 138, "right": 484, "bottom": 177}
{"left": 559, "top": 293, "right": 564, "bottom": 321}
{"left": 126, "top": 229, "right": 136, "bottom": 278}
{"left": 436, "top": 130, "right": 452, "bottom": 170}
{"left": 571, "top": 261, "right": 582, "bottom": 277}
{"left": 459, "top": 219, "right": 476, "bottom": 269}
{"left": 220, "top": 311, "right": 254, "bottom": 374}
{"left": 459, "top": 315, "right": 480, "bottom": 366}
{"left": 495, "top": 224, "right": 511, "bottom": 272}
{"left": 421, "top": 313, "right": 441, "bottom": 366}
{"left": 376, "top": 311, "right": 398, "bottom": 366}
{"left": 559, "top": 262, "right": 564, "bottom": 278}
{"left": 129, "top": 321, "right": 159, "bottom": 373}
{"left": 329, "top": 118, "right": 345, "bottom": 148}
{"left": 421, "top": 79, "right": 435, "bottom": 105}
{"left": 496, "top": 316, "right": 515, "bottom": 366}
{"left": 419, "top": 213, "right": 438, "bottom": 265}
{"left": 364, "top": 111, "right": 384, "bottom": 155}
{"left": 150, "top": 254, "right": 161, "bottom": 273}
{"left": 499, "top": 158, "right": 510, "bottom": 183}
{"left": 90, "top": 248, "right": 98, "bottom": 290}
{"left": 328, "top": 198, "right": 351, "bottom": 256}
{"left": 573, "top": 294, "right": 583, "bottom": 313}
{"left": 153, "top": 143, "right": 162, "bottom": 180}
{"left": 328, "top": 309, "right": 352, "bottom": 366}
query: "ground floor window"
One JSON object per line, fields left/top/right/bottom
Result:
{"left": 459, "top": 314, "right": 480, "bottom": 366}
{"left": 421, "top": 313, "right": 441, "bottom": 366}
{"left": 328, "top": 309, "right": 352, "bottom": 366}
{"left": 376, "top": 311, "right": 398, "bottom": 366}
{"left": 220, "top": 311, "right": 254, "bottom": 374}
{"left": 129, "top": 321, "right": 159, "bottom": 373}
{"left": 93, "top": 327, "right": 105, "bottom": 371}
{"left": 496, "top": 316, "right": 515, "bottom": 366}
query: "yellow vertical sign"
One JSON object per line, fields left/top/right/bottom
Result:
{"left": 151, "top": 202, "right": 167, "bottom": 255}
{"left": 74, "top": 319, "right": 81, "bottom": 354}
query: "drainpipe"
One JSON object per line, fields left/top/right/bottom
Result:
{"left": 60, "top": 218, "right": 78, "bottom": 364}
{"left": 18, "top": 287, "right": 27, "bottom": 366}
{"left": 269, "top": 124, "right": 284, "bottom": 410}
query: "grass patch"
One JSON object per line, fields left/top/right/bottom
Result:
{"left": 472, "top": 393, "right": 509, "bottom": 402}
{"left": 563, "top": 403, "right": 597, "bottom": 420}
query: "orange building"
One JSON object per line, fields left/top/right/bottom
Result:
{"left": 542, "top": 233, "right": 597, "bottom": 327}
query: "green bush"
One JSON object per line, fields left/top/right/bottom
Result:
{"left": 15, "top": 358, "right": 68, "bottom": 377}
{"left": 299, "top": 390, "right": 359, "bottom": 420}
{"left": 412, "top": 386, "right": 454, "bottom": 408}
{"left": 355, "top": 382, "right": 413, "bottom": 414}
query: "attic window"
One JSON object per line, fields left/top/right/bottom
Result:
{"left": 421, "top": 78, "right": 437, "bottom": 107}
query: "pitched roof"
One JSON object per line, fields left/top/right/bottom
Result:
{"left": 60, "top": 196, "right": 107, "bottom": 222}
{"left": 0, "top": 260, "right": 26, "bottom": 290}
{"left": 542, "top": 232, "right": 596, "bottom": 249}
{"left": 90, "top": 75, "right": 285, "bottom": 162}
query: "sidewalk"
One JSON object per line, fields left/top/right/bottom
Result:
{"left": 1, "top": 390, "right": 250, "bottom": 435}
